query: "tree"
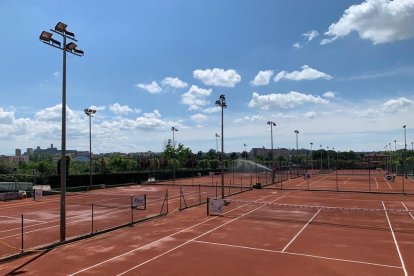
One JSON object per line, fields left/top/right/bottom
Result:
{"left": 57, "top": 155, "right": 71, "bottom": 175}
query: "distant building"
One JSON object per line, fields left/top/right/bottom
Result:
{"left": 15, "top": 149, "right": 21, "bottom": 157}
{"left": 26, "top": 148, "right": 34, "bottom": 155}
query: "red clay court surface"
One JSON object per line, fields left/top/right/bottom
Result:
{"left": 1, "top": 184, "right": 414, "bottom": 275}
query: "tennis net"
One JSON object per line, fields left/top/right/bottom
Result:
{"left": 208, "top": 198, "right": 413, "bottom": 233}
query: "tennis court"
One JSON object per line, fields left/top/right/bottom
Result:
{"left": 1, "top": 188, "right": 413, "bottom": 275}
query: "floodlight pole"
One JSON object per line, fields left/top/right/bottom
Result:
{"left": 39, "top": 22, "right": 83, "bottom": 242}
{"left": 267, "top": 121, "right": 276, "bottom": 160}
{"left": 403, "top": 125, "right": 407, "bottom": 179}
{"left": 216, "top": 95, "right": 227, "bottom": 199}
{"left": 171, "top": 127, "right": 178, "bottom": 184}
{"left": 215, "top": 133, "right": 220, "bottom": 153}
{"left": 84, "top": 109, "right": 96, "bottom": 191}
{"left": 327, "top": 146, "right": 330, "bottom": 171}
{"left": 320, "top": 145, "right": 323, "bottom": 172}
{"left": 310, "top": 142, "right": 313, "bottom": 170}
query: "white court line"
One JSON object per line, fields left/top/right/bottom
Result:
{"left": 115, "top": 196, "right": 285, "bottom": 276}
{"left": 281, "top": 209, "right": 321, "bottom": 252}
{"left": 401, "top": 202, "right": 414, "bottom": 221}
{"left": 194, "top": 240, "right": 402, "bottom": 270}
{"left": 68, "top": 194, "right": 279, "bottom": 276}
{"left": 382, "top": 201, "right": 407, "bottom": 276}
{"left": 383, "top": 177, "right": 393, "bottom": 189}
{"left": 375, "top": 177, "right": 379, "bottom": 189}
{"left": 0, "top": 215, "right": 47, "bottom": 223}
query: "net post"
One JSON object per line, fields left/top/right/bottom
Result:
{"left": 198, "top": 184, "right": 201, "bottom": 204}
{"left": 207, "top": 197, "right": 210, "bottom": 216}
{"left": 131, "top": 196, "right": 134, "bottom": 225}
{"left": 166, "top": 190, "right": 169, "bottom": 213}
{"left": 91, "top": 203, "right": 94, "bottom": 234}
{"left": 21, "top": 214, "right": 24, "bottom": 253}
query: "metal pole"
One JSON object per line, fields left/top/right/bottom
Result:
{"left": 89, "top": 115, "right": 92, "bottom": 191}
{"left": 320, "top": 145, "right": 323, "bottom": 172}
{"left": 310, "top": 143, "right": 313, "bottom": 170}
{"left": 60, "top": 34, "right": 67, "bottom": 242}
{"left": 221, "top": 104, "right": 224, "bottom": 199}
{"left": 21, "top": 214, "right": 24, "bottom": 253}
{"left": 270, "top": 125, "right": 274, "bottom": 160}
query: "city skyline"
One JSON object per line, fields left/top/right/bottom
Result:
{"left": 1, "top": 0, "right": 413, "bottom": 155}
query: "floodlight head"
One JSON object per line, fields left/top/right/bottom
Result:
{"left": 219, "top": 94, "right": 225, "bottom": 100}
{"left": 39, "top": 31, "right": 53, "bottom": 42}
{"left": 55, "top": 22, "right": 67, "bottom": 33}
{"left": 39, "top": 31, "right": 61, "bottom": 47}
{"left": 403, "top": 125, "right": 406, "bottom": 128}
{"left": 294, "top": 130, "right": 299, "bottom": 134}
{"left": 215, "top": 100, "right": 221, "bottom": 106}
{"left": 171, "top": 126, "right": 178, "bottom": 132}
{"left": 66, "top": 42, "right": 77, "bottom": 50}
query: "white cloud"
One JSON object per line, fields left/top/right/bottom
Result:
{"left": 191, "top": 113, "right": 208, "bottom": 122}
{"left": 357, "top": 97, "right": 414, "bottom": 118}
{"left": 89, "top": 105, "right": 106, "bottom": 111}
{"left": 0, "top": 108, "right": 15, "bottom": 124}
{"left": 248, "top": 91, "right": 329, "bottom": 110}
{"left": 292, "top": 42, "right": 302, "bottom": 49}
{"left": 202, "top": 106, "right": 221, "bottom": 114}
{"left": 161, "top": 77, "right": 188, "bottom": 88}
{"left": 193, "top": 68, "right": 241, "bottom": 87}
{"left": 181, "top": 85, "right": 212, "bottom": 111}
{"left": 109, "top": 103, "right": 133, "bottom": 115}
{"left": 322, "top": 0, "right": 414, "bottom": 45}
{"left": 302, "top": 30, "right": 319, "bottom": 41}
{"left": 274, "top": 65, "right": 332, "bottom": 82}
{"left": 250, "top": 70, "right": 273, "bottom": 86}
{"left": 304, "top": 111, "right": 317, "bottom": 119}
{"left": 382, "top": 97, "right": 414, "bottom": 113}
{"left": 323, "top": 91, "right": 336, "bottom": 98}
{"left": 53, "top": 71, "right": 60, "bottom": 78}
{"left": 136, "top": 81, "right": 162, "bottom": 94}
{"left": 234, "top": 115, "right": 265, "bottom": 124}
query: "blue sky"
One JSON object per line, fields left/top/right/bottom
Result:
{"left": 1, "top": 0, "right": 414, "bottom": 155}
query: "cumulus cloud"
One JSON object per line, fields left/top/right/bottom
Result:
{"left": 136, "top": 81, "right": 162, "bottom": 94}
{"left": 109, "top": 103, "right": 133, "bottom": 115}
{"left": 89, "top": 105, "right": 106, "bottom": 111}
{"left": 250, "top": 70, "right": 273, "bottom": 86}
{"left": 53, "top": 71, "right": 60, "bottom": 78}
{"left": 322, "top": 0, "right": 414, "bottom": 45}
{"left": 358, "top": 97, "right": 414, "bottom": 118}
{"left": 193, "top": 68, "right": 241, "bottom": 87}
{"left": 202, "top": 106, "right": 221, "bottom": 114}
{"left": 191, "top": 113, "right": 208, "bottom": 122}
{"left": 323, "top": 91, "right": 336, "bottom": 98}
{"left": 0, "top": 108, "right": 15, "bottom": 124}
{"left": 161, "top": 77, "right": 188, "bottom": 88}
{"left": 181, "top": 85, "right": 212, "bottom": 111}
{"left": 292, "top": 42, "right": 302, "bottom": 49}
{"left": 248, "top": 91, "right": 329, "bottom": 110}
{"left": 302, "top": 30, "right": 319, "bottom": 41}
{"left": 382, "top": 97, "right": 414, "bottom": 113}
{"left": 304, "top": 111, "right": 317, "bottom": 119}
{"left": 274, "top": 65, "right": 332, "bottom": 82}
{"left": 234, "top": 115, "right": 265, "bottom": 124}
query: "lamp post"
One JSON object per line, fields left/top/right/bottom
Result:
{"left": 216, "top": 95, "right": 227, "bottom": 199}
{"left": 171, "top": 127, "right": 178, "bottom": 183}
{"left": 243, "top": 143, "right": 247, "bottom": 160}
{"left": 215, "top": 133, "right": 220, "bottom": 153}
{"left": 327, "top": 146, "right": 330, "bottom": 171}
{"left": 411, "top": 141, "right": 413, "bottom": 151}
{"left": 267, "top": 121, "right": 276, "bottom": 160}
{"left": 84, "top": 108, "right": 96, "bottom": 191}
{"left": 403, "top": 125, "right": 407, "bottom": 179}
{"left": 310, "top": 142, "right": 313, "bottom": 170}
{"left": 39, "top": 22, "right": 84, "bottom": 242}
{"left": 320, "top": 145, "right": 323, "bottom": 172}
